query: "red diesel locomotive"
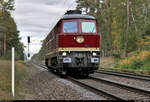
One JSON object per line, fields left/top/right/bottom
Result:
{"left": 45, "top": 10, "right": 100, "bottom": 76}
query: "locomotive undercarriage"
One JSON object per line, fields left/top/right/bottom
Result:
{"left": 45, "top": 51, "right": 100, "bottom": 76}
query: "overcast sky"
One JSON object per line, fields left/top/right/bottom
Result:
{"left": 12, "top": 0, "right": 77, "bottom": 58}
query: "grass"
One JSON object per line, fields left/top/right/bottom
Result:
{"left": 0, "top": 60, "right": 29, "bottom": 100}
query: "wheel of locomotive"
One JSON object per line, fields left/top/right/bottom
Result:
{"left": 58, "top": 67, "right": 67, "bottom": 78}
{"left": 45, "top": 59, "right": 52, "bottom": 72}
{"left": 85, "top": 72, "right": 89, "bottom": 77}
{"left": 45, "top": 59, "right": 48, "bottom": 67}
{"left": 49, "top": 67, "right": 54, "bottom": 72}
{"left": 46, "top": 65, "right": 52, "bottom": 73}
{"left": 81, "top": 72, "right": 89, "bottom": 78}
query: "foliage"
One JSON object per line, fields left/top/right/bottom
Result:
{"left": 0, "top": 0, "right": 24, "bottom": 60}
{"left": 76, "top": 0, "right": 150, "bottom": 57}
{"left": 136, "top": 36, "right": 150, "bottom": 50}
{"left": 118, "top": 51, "right": 150, "bottom": 72}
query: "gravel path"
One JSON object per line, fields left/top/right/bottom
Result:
{"left": 21, "top": 62, "right": 104, "bottom": 100}
{"left": 92, "top": 73, "right": 150, "bottom": 89}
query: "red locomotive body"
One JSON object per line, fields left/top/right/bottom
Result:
{"left": 45, "top": 10, "right": 100, "bottom": 76}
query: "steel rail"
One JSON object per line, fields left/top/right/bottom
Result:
{"left": 96, "top": 70, "right": 150, "bottom": 81}
{"left": 90, "top": 76, "right": 150, "bottom": 96}
{"left": 99, "top": 68, "right": 150, "bottom": 77}
{"left": 31, "top": 61, "right": 49, "bottom": 70}
{"left": 67, "top": 76, "right": 126, "bottom": 100}
{"left": 98, "top": 69, "right": 150, "bottom": 77}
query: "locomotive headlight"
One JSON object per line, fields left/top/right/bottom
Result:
{"left": 76, "top": 36, "right": 84, "bottom": 43}
{"left": 92, "top": 52, "right": 97, "bottom": 56}
{"left": 62, "top": 52, "right": 67, "bottom": 56}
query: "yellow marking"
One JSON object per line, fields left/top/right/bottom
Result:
{"left": 58, "top": 48, "right": 100, "bottom": 51}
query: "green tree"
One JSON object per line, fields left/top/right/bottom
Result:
{"left": 0, "top": 0, "right": 24, "bottom": 60}
{"left": 76, "top": 0, "right": 150, "bottom": 58}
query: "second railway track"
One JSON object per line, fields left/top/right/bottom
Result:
{"left": 97, "top": 70, "right": 150, "bottom": 81}
{"left": 68, "top": 76, "right": 150, "bottom": 100}
{"left": 94, "top": 71, "right": 150, "bottom": 90}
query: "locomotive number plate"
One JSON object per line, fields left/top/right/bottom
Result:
{"left": 63, "top": 58, "right": 72, "bottom": 63}
{"left": 91, "top": 58, "right": 99, "bottom": 63}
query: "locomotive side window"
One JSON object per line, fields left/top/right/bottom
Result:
{"left": 63, "top": 22, "right": 77, "bottom": 33}
{"left": 82, "top": 22, "right": 96, "bottom": 33}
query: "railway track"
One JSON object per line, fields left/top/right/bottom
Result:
{"left": 67, "top": 76, "right": 124, "bottom": 100}
{"left": 31, "top": 61, "right": 49, "bottom": 70}
{"left": 99, "top": 68, "right": 150, "bottom": 77}
{"left": 96, "top": 70, "right": 150, "bottom": 81}
{"left": 68, "top": 76, "right": 150, "bottom": 100}
{"left": 34, "top": 61, "right": 150, "bottom": 82}
{"left": 31, "top": 62, "right": 150, "bottom": 100}
{"left": 32, "top": 60, "right": 150, "bottom": 81}
{"left": 90, "top": 76, "right": 150, "bottom": 99}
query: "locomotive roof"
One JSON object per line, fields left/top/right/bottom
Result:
{"left": 62, "top": 14, "right": 96, "bottom": 20}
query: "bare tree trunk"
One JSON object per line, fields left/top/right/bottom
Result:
{"left": 130, "top": 7, "right": 137, "bottom": 32}
{"left": 4, "top": 32, "right": 6, "bottom": 55}
{"left": 125, "top": 0, "right": 130, "bottom": 57}
{"left": 143, "top": 4, "right": 148, "bottom": 27}
{"left": 0, "top": 33, "right": 1, "bottom": 56}
{"left": 105, "top": 0, "right": 113, "bottom": 56}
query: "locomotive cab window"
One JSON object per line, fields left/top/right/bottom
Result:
{"left": 63, "top": 21, "right": 78, "bottom": 33}
{"left": 82, "top": 22, "right": 96, "bottom": 33}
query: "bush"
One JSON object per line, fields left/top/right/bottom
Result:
{"left": 144, "top": 55, "right": 150, "bottom": 64}
{"left": 118, "top": 51, "right": 150, "bottom": 71}
{"left": 120, "top": 63, "right": 130, "bottom": 69}
{"left": 0, "top": 51, "right": 22, "bottom": 60}
{"left": 142, "top": 55, "right": 150, "bottom": 72}
{"left": 119, "top": 59, "right": 144, "bottom": 69}
{"left": 129, "top": 59, "right": 144, "bottom": 69}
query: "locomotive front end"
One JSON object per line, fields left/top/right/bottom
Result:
{"left": 45, "top": 10, "right": 100, "bottom": 76}
{"left": 58, "top": 14, "right": 100, "bottom": 75}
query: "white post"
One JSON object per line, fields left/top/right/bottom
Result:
{"left": 12, "top": 47, "right": 15, "bottom": 98}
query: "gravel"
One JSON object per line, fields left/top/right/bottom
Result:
{"left": 22, "top": 62, "right": 104, "bottom": 100}
{"left": 91, "top": 73, "right": 150, "bottom": 89}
